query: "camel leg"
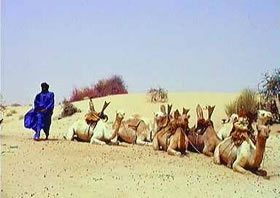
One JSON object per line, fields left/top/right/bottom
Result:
{"left": 203, "top": 146, "right": 214, "bottom": 157}
{"left": 64, "top": 128, "right": 75, "bottom": 141}
{"left": 167, "top": 148, "right": 181, "bottom": 156}
{"left": 167, "top": 137, "right": 182, "bottom": 156}
{"left": 136, "top": 137, "right": 152, "bottom": 146}
{"left": 90, "top": 137, "right": 106, "bottom": 145}
{"left": 213, "top": 144, "right": 221, "bottom": 164}
{"left": 110, "top": 136, "right": 120, "bottom": 145}
{"left": 152, "top": 137, "right": 160, "bottom": 150}
{"left": 232, "top": 160, "right": 251, "bottom": 175}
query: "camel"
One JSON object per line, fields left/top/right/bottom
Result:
{"left": 216, "top": 110, "right": 272, "bottom": 143}
{"left": 116, "top": 105, "right": 172, "bottom": 146}
{"left": 186, "top": 105, "right": 221, "bottom": 156}
{"left": 216, "top": 114, "right": 239, "bottom": 140}
{"left": 214, "top": 124, "right": 270, "bottom": 176}
{"left": 64, "top": 102, "right": 124, "bottom": 145}
{"left": 153, "top": 106, "right": 190, "bottom": 156}
{"left": 116, "top": 115, "right": 152, "bottom": 146}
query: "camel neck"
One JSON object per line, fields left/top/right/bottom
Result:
{"left": 252, "top": 134, "right": 266, "bottom": 168}
{"left": 112, "top": 115, "right": 120, "bottom": 129}
{"left": 110, "top": 116, "right": 122, "bottom": 140}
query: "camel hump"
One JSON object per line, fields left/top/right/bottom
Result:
{"left": 127, "top": 119, "right": 145, "bottom": 130}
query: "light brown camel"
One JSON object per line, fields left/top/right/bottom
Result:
{"left": 64, "top": 102, "right": 124, "bottom": 145}
{"left": 214, "top": 124, "right": 270, "bottom": 176}
{"left": 153, "top": 107, "right": 189, "bottom": 156}
{"left": 116, "top": 116, "right": 152, "bottom": 145}
{"left": 186, "top": 105, "right": 220, "bottom": 156}
{"left": 116, "top": 105, "right": 172, "bottom": 146}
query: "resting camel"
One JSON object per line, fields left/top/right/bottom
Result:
{"left": 153, "top": 106, "right": 190, "bottom": 156}
{"left": 214, "top": 124, "right": 270, "bottom": 176}
{"left": 216, "top": 114, "right": 239, "bottom": 140}
{"left": 186, "top": 105, "right": 221, "bottom": 156}
{"left": 217, "top": 110, "right": 272, "bottom": 142}
{"left": 116, "top": 105, "right": 172, "bottom": 146}
{"left": 116, "top": 115, "right": 152, "bottom": 146}
{"left": 64, "top": 102, "right": 124, "bottom": 145}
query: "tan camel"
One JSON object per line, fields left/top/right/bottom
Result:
{"left": 217, "top": 110, "right": 272, "bottom": 141}
{"left": 116, "top": 105, "right": 172, "bottom": 146}
{"left": 64, "top": 102, "right": 124, "bottom": 145}
{"left": 214, "top": 124, "right": 270, "bottom": 176}
{"left": 153, "top": 107, "right": 189, "bottom": 156}
{"left": 186, "top": 105, "right": 220, "bottom": 156}
{"left": 116, "top": 115, "right": 152, "bottom": 145}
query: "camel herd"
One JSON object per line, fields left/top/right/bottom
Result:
{"left": 64, "top": 101, "right": 273, "bottom": 176}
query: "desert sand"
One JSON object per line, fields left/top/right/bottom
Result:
{"left": 1, "top": 93, "right": 280, "bottom": 198}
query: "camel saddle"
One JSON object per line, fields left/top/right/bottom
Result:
{"left": 195, "top": 119, "right": 210, "bottom": 135}
{"left": 85, "top": 111, "right": 101, "bottom": 125}
{"left": 231, "top": 131, "right": 249, "bottom": 146}
{"left": 230, "top": 122, "right": 253, "bottom": 146}
{"left": 127, "top": 119, "right": 144, "bottom": 131}
{"left": 84, "top": 111, "right": 102, "bottom": 137}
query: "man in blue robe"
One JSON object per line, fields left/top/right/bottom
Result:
{"left": 24, "top": 82, "right": 54, "bottom": 140}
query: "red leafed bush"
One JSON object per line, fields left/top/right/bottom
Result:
{"left": 69, "top": 75, "right": 128, "bottom": 102}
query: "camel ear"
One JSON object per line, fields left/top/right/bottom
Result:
{"left": 174, "top": 110, "right": 180, "bottom": 119}
{"left": 160, "top": 105, "right": 166, "bottom": 115}
{"left": 183, "top": 108, "right": 190, "bottom": 115}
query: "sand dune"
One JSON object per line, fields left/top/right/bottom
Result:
{"left": 1, "top": 93, "right": 280, "bottom": 198}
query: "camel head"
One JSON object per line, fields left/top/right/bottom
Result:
{"left": 153, "top": 104, "right": 173, "bottom": 131}
{"left": 229, "top": 113, "right": 239, "bottom": 123}
{"left": 257, "top": 110, "right": 273, "bottom": 125}
{"left": 154, "top": 111, "right": 166, "bottom": 128}
{"left": 256, "top": 125, "right": 271, "bottom": 140}
{"left": 115, "top": 109, "right": 125, "bottom": 121}
{"left": 170, "top": 108, "right": 190, "bottom": 132}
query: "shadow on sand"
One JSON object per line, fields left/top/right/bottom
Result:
{"left": 33, "top": 138, "right": 60, "bottom": 142}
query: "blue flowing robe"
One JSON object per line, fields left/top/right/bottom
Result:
{"left": 24, "top": 92, "right": 54, "bottom": 133}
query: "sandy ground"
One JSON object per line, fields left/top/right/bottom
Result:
{"left": 1, "top": 93, "right": 280, "bottom": 198}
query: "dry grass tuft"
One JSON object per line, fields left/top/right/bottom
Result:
{"left": 225, "top": 89, "right": 258, "bottom": 116}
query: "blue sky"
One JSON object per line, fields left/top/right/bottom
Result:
{"left": 1, "top": 0, "right": 279, "bottom": 104}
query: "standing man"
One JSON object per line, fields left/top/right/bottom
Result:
{"left": 24, "top": 82, "right": 54, "bottom": 140}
